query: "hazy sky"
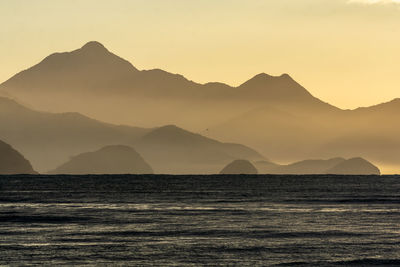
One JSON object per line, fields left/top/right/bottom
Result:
{"left": 1, "top": 0, "right": 399, "bottom": 109}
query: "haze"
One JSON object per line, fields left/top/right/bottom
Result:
{"left": 1, "top": 0, "right": 400, "bottom": 109}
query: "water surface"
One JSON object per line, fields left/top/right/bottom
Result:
{"left": 1, "top": 175, "right": 400, "bottom": 266}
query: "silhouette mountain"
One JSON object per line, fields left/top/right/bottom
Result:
{"left": 2, "top": 41, "right": 400, "bottom": 172}
{"left": 0, "top": 139, "right": 36, "bottom": 174}
{"left": 256, "top": 158, "right": 346, "bottom": 174}
{"left": 48, "top": 145, "right": 153, "bottom": 174}
{"left": 326, "top": 157, "right": 381, "bottom": 175}
{"left": 236, "top": 73, "right": 317, "bottom": 104}
{"left": 0, "top": 97, "right": 149, "bottom": 172}
{"left": 2, "top": 41, "right": 137, "bottom": 94}
{"left": 255, "top": 157, "right": 380, "bottom": 175}
{"left": 206, "top": 85, "right": 400, "bottom": 174}
{"left": 220, "top": 160, "right": 258, "bottom": 175}
{"left": 134, "top": 125, "right": 264, "bottom": 174}
{"left": 0, "top": 97, "right": 264, "bottom": 174}
{"left": 0, "top": 41, "right": 333, "bottom": 129}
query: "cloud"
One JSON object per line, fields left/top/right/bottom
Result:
{"left": 349, "top": 0, "right": 400, "bottom": 4}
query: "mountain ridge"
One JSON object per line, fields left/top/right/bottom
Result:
{"left": 0, "top": 96, "right": 264, "bottom": 174}
{"left": 2, "top": 41, "right": 399, "bottom": 112}
{"left": 0, "top": 41, "right": 342, "bottom": 132}
{"left": 0, "top": 41, "right": 327, "bottom": 100}
{"left": 2, "top": 41, "right": 400, "bottom": 173}
{"left": 255, "top": 157, "right": 380, "bottom": 175}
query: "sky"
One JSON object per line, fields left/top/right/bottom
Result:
{"left": 1, "top": 0, "right": 400, "bottom": 109}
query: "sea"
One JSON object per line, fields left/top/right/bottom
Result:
{"left": 1, "top": 175, "right": 400, "bottom": 266}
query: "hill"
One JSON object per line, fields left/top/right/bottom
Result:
{"left": 0, "top": 140, "right": 36, "bottom": 174}
{"left": 49, "top": 145, "right": 153, "bottom": 174}
{"left": 134, "top": 125, "right": 263, "bottom": 174}
{"left": 256, "top": 158, "right": 346, "bottom": 175}
{"left": 326, "top": 157, "right": 381, "bottom": 175}
{"left": 255, "top": 157, "right": 380, "bottom": 175}
{"left": 0, "top": 97, "right": 264, "bottom": 174}
{"left": 2, "top": 41, "right": 400, "bottom": 172}
{"left": 220, "top": 160, "right": 258, "bottom": 175}
{"left": 0, "top": 97, "right": 149, "bottom": 172}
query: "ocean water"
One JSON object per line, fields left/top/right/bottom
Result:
{"left": 1, "top": 175, "right": 400, "bottom": 266}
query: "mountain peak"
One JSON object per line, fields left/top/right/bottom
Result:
{"left": 279, "top": 73, "right": 293, "bottom": 80}
{"left": 80, "top": 41, "right": 108, "bottom": 52}
{"left": 139, "top": 124, "right": 220, "bottom": 147}
{"left": 251, "top": 73, "right": 273, "bottom": 81}
{"left": 143, "top": 125, "right": 196, "bottom": 140}
{"left": 157, "top": 124, "right": 181, "bottom": 131}
{"left": 0, "top": 41, "right": 139, "bottom": 93}
{"left": 241, "top": 73, "right": 295, "bottom": 86}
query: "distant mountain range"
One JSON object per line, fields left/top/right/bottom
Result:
{"left": 0, "top": 129, "right": 382, "bottom": 175}
{"left": 0, "top": 97, "right": 263, "bottom": 174}
{"left": 255, "top": 158, "right": 380, "bottom": 175}
{"left": 0, "top": 41, "right": 398, "bottom": 173}
{"left": 0, "top": 96, "right": 381, "bottom": 175}
{"left": 0, "top": 41, "right": 334, "bottom": 130}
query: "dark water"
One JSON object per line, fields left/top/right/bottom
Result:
{"left": 1, "top": 175, "right": 400, "bottom": 266}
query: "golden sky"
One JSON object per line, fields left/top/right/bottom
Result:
{"left": 1, "top": 0, "right": 399, "bottom": 109}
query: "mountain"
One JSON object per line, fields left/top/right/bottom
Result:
{"left": 0, "top": 97, "right": 150, "bottom": 172}
{"left": 0, "top": 97, "right": 264, "bottom": 174}
{"left": 0, "top": 140, "right": 36, "bottom": 174}
{"left": 220, "top": 160, "right": 258, "bottom": 175}
{"left": 255, "top": 158, "right": 346, "bottom": 175}
{"left": 326, "top": 157, "right": 381, "bottom": 175}
{"left": 255, "top": 157, "right": 380, "bottom": 175}
{"left": 2, "top": 41, "right": 138, "bottom": 94}
{"left": 0, "top": 42, "right": 312, "bottom": 101}
{"left": 2, "top": 41, "right": 400, "bottom": 173}
{"left": 49, "top": 145, "right": 153, "bottom": 174}
{"left": 205, "top": 85, "right": 400, "bottom": 174}
{"left": 0, "top": 41, "right": 334, "bottom": 130}
{"left": 134, "top": 125, "right": 264, "bottom": 174}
